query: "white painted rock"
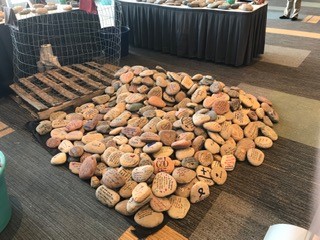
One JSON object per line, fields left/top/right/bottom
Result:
{"left": 134, "top": 206, "right": 164, "bottom": 228}
{"left": 190, "top": 181, "right": 210, "bottom": 203}
{"left": 132, "top": 182, "right": 152, "bottom": 203}
{"left": 168, "top": 195, "right": 190, "bottom": 219}
{"left": 102, "top": 168, "right": 126, "bottom": 189}
{"left": 96, "top": 185, "right": 120, "bottom": 207}
{"left": 172, "top": 167, "right": 196, "bottom": 184}
{"left": 220, "top": 154, "right": 236, "bottom": 171}
{"left": 152, "top": 172, "right": 177, "bottom": 197}
{"left": 119, "top": 181, "right": 138, "bottom": 198}
{"left": 83, "top": 140, "right": 106, "bottom": 154}
{"left": 196, "top": 166, "right": 214, "bottom": 186}
{"left": 150, "top": 196, "right": 172, "bottom": 212}
{"left": 51, "top": 152, "right": 67, "bottom": 165}
{"left": 132, "top": 165, "right": 154, "bottom": 182}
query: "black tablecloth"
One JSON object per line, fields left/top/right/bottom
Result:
{"left": 0, "top": 24, "right": 13, "bottom": 97}
{"left": 121, "top": 2, "right": 267, "bottom": 66}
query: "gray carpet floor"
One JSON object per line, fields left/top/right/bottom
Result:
{"left": 0, "top": 0, "right": 320, "bottom": 239}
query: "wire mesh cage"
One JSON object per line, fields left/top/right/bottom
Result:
{"left": 8, "top": 1, "right": 122, "bottom": 81}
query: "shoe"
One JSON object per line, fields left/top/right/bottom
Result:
{"left": 279, "top": 15, "right": 289, "bottom": 19}
{"left": 291, "top": 17, "right": 298, "bottom": 21}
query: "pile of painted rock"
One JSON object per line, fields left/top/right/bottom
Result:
{"left": 136, "top": 0, "right": 254, "bottom": 11}
{"left": 36, "top": 65, "right": 279, "bottom": 228}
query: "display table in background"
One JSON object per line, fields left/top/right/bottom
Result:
{"left": 121, "top": 0, "right": 267, "bottom": 66}
{"left": 0, "top": 24, "right": 13, "bottom": 97}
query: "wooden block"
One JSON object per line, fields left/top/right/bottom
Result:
{"left": 0, "top": 127, "right": 15, "bottom": 138}
{"left": 0, "top": 122, "right": 8, "bottom": 131}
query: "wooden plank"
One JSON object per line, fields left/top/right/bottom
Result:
{"left": 47, "top": 70, "right": 91, "bottom": 95}
{"left": 0, "top": 122, "right": 8, "bottom": 131}
{"left": 10, "top": 94, "right": 40, "bottom": 119}
{"left": 34, "top": 73, "right": 78, "bottom": 100}
{"left": 119, "top": 226, "right": 188, "bottom": 240}
{"left": 0, "top": 127, "right": 15, "bottom": 138}
{"left": 60, "top": 66, "right": 105, "bottom": 89}
{"left": 73, "top": 64, "right": 113, "bottom": 85}
{"left": 10, "top": 84, "right": 48, "bottom": 110}
{"left": 36, "top": 89, "right": 105, "bottom": 120}
{"left": 85, "top": 61, "right": 118, "bottom": 77}
{"left": 103, "top": 63, "right": 121, "bottom": 73}
{"left": 19, "top": 77, "right": 62, "bottom": 106}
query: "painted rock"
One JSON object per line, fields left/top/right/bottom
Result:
{"left": 211, "top": 165, "right": 227, "bottom": 185}
{"left": 174, "top": 178, "right": 198, "bottom": 198}
{"left": 51, "top": 152, "right": 67, "bottom": 165}
{"left": 168, "top": 195, "right": 190, "bottom": 219}
{"left": 102, "top": 168, "right": 126, "bottom": 189}
{"left": 159, "top": 130, "right": 177, "bottom": 146}
{"left": 83, "top": 140, "right": 106, "bottom": 154}
{"left": 261, "top": 126, "right": 278, "bottom": 141}
{"left": 150, "top": 196, "right": 172, "bottom": 212}
{"left": 68, "top": 146, "right": 84, "bottom": 157}
{"left": 96, "top": 185, "right": 120, "bottom": 207}
{"left": 152, "top": 172, "right": 177, "bottom": 197}
{"left": 82, "top": 133, "right": 104, "bottom": 144}
{"left": 172, "top": 167, "right": 196, "bottom": 184}
{"left": 106, "top": 150, "right": 123, "bottom": 167}
{"left": 247, "top": 148, "right": 265, "bottom": 166}
{"left": 36, "top": 120, "right": 52, "bottom": 135}
{"left": 148, "top": 96, "right": 166, "bottom": 108}
{"left": 134, "top": 206, "right": 164, "bottom": 228}
{"left": 46, "top": 137, "right": 61, "bottom": 148}
{"left": 204, "top": 139, "right": 220, "bottom": 154}
{"left": 194, "top": 150, "right": 213, "bottom": 167}
{"left": 50, "top": 111, "right": 67, "bottom": 121}
{"left": 132, "top": 182, "right": 152, "bottom": 203}
{"left": 203, "top": 121, "right": 222, "bottom": 132}
{"left": 129, "top": 136, "right": 146, "bottom": 148}
{"left": 66, "top": 131, "right": 83, "bottom": 141}
{"left": 153, "top": 146, "right": 174, "bottom": 158}
{"left": 132, "top": 165, "right": 154, "bottom": 182}
{"left": 119, "top": 181, "right": 138, "bottom": 198}
{"left": 175, "top": 147, "right": 195, "bottom": 160}
{"left": 190, "top": 181, "right": 210, "bottom": 203}
{"left": 254, "top": 136, "right": 273, "bottom": 149}
{"left": 115, "top": 200, "right": 134, "bottom": 216}
{"left": 143, "top": 142, "right": 163, "bottom": 154}
{"left": 181, "top": 157, "right": 199, "bottom": 170}
{"left": 196, "top": 165, "right": 214, "bottom": 186}
{"left": 69, "top": 162, "right": 82, "bottom": 175}
{"left": 126, "top": 194, "right": 153, "bottom": 214}
{"left": 120, "top": 153, "right": 140, "bottom": 167}
{"left": 153, "top": 156, "right": 175, "bottom": 174}
{"left": 221, "top": 154, "right": 236, "bottom": 171}
{"left": 90, "top": 176, "right": 101, "bottom": 189}
{"left": 79, "top": 156, "right": 97, "bottom": 179}
{"left": 58, "top": 140, "right": 74, "bottom": 153}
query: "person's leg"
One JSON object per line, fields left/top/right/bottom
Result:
{"left": 280, "top": 0, "right": 293, "bottom": 19}
{"left": 291, "top": 0, "right": 302, "bottom": 20}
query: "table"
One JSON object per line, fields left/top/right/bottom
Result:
{"left": 0, "top": 23, "right": 13, "bottom": 97}
{"left": 121, "top": 0, "right": 268, "bottom": 66}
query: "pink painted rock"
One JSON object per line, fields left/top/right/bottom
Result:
{"left": 79, "top": 156, "right": 97, "bottom": 179}
{"left": 65, "top": 120, "right": 83, "bottom": 132}
{"left": 46, "top": 137, "right": 61, "bottom": 148}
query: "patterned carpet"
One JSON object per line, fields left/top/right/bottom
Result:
{"left": 0, "top": 0, "right": 320, "bottom": 239}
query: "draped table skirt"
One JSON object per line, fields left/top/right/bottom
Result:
{"left": 121, "top": 1, "right": 267, "bottom": 66}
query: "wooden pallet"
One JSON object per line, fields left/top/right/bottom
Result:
{"left": 10, "top": 62, "right": 120, "bottom": 120}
